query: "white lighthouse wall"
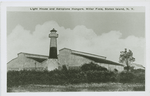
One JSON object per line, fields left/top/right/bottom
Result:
{"left": 42, "top": 59, "right": 60, "bottom": 71}
{"left": 50, "top": 38, "right": 57, "bottom": 47}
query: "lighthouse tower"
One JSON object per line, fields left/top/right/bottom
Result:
{"left": 42, "top": 28, "right": 59, "bottom": 71}
{"left": 49, "top": 28, "right": 58, "bottom": 58}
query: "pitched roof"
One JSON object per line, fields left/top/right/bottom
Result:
{"left": 18, "top": 52, "right": 48, "bottom": 58}
{"left": 18, "top": 52, "right": 48, "bottom": 63}
{"left": 27, "top": 57, "right": 47, "bottom": 63}
{"left": 60, "top": 48, "right": 124, "bottom": 66}
{"left": 73, "top": 52, "right": 123, "bottom": 66}
{"left": 60, "top": 48, "right": 106, "bottom": 59}
{"left": 15, "top": 48, "right": 124, "bottom": 66}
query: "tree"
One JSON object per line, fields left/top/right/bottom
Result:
{"left": 119, "top": 48, "right": 135, "bottom": 71}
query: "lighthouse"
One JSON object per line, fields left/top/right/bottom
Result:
{"left": 49, "top": 28, "right": 58, "bottom": 59}
{"left": 42, "top": 28, "right": 60, "bottom": 71}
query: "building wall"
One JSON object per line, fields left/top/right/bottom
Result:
{"left": 8, "top": 49, "right": 124, "bottom": 72}
{"left": 58, "top": 48, "right": 92, "bottom": 67}
{"left": 58, "top": 48, "right": 124, "bottom": 72}
{"left": 7, "top": 53, "right": 45, "bottom": 71}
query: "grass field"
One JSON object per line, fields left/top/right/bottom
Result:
{"left": 7, "top": 83, "right": 145, "bottom": 92}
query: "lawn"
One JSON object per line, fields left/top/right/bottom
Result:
{"left": 7, "top": 83, "right": 145, "bottom": 92}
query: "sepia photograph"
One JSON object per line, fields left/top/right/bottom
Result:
{"left": 1, "top": 1, "right": 150, "bottom": 95}
{"left": 6, "top": 6, "right": 146, "bottom": 92}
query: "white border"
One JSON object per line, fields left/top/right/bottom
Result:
{"left": 1, "top": 1, "right": 150, "bottom": 96}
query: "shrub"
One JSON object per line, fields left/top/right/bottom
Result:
{"left": 81, "top": 62, "right": 107, "bottom": 71}
{"left": 119, "top": 70, "right": 145, "bottom": 83}
{"left": 7, "top": 66, "right": 145, "bottom": 87}
{"left": 133, "top": 85, "right": 145, "bottom": 91}
{"left": 120, "top": 71, "right": 135, "bottom": 83}
{"left": 85, "top": 70, "right": 117, "bottom": 83}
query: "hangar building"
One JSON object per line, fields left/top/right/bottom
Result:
{"left": 7, "top": 48, "right": 124, "bottom": 72}
{"left": 7, "top": 28, "right": 125, "bottom": 72}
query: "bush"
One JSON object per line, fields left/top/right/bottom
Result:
{"left": 119, "top": 70, "right": 145, "bottom": 83}
{"left": 81, "top": 62, "right": 107, "bottom": 71}
{"left": 120, "top": 71, "right": 135, "bottom": 83}
{"left": 133, "top": 85, "right": 145, "bottom": 91}
{"left": 7, "top": 65, "right": 145, "bottom": 87}
{"left": 7, "top": 70, "right": 116, "bottom": 87}
{"left": 85, "top": 70, "right": 117, "bottom": 83}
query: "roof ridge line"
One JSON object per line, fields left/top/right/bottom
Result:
{"left": 60, "top": 48, "right": 106, "bottom": 59}
{"left": 18, "top": 52, "right": 48, "bottom": 57}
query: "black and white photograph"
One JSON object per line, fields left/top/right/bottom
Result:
{"left": 1, "top": 1, "right": 150, "bottom": 95}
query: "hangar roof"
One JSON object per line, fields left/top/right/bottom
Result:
{"left": 16, "top": 48, "right": 124, "bottom": 66}
{"left": 73, "top": 53, "right": 124, "bottom": 66}
{"left": 17, "top": 52, "right": 48, "bottom": 63}
{"left": 60, "top": 48, "right": 124, "bottom": 66}
{"left": 60, "top": 48, "right": 106, "bottom": 59}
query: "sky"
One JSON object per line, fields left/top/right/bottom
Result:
{"left": 7, "top": 11, "right": 145, "bottom": 66}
